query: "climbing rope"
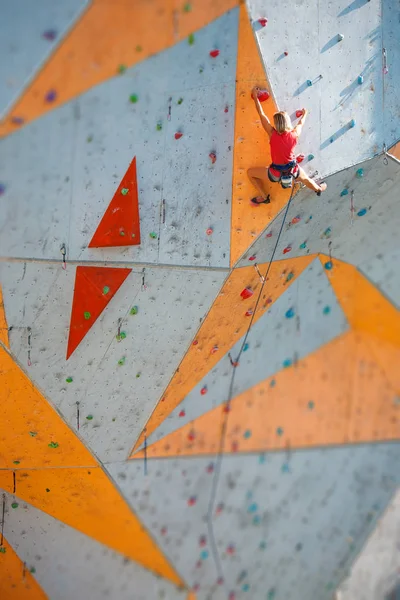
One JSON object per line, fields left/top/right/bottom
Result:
{"left": 206, "top": 181, "right": 300, "bottom": 587}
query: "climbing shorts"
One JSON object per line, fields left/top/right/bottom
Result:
{"left": 268, "top": 162, "right": 300, "bottom": 189}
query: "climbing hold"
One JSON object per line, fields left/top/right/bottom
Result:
{"left": 283, "top": 358, "right": 292, "bottom": 368}
{"left": 102, "top": 286, "right": 110, "bottom": 296}
{"left": 330, "top": 137, "right": 334, "bottom": 144}
{"left": 177, "top": 97, "right": 184, "bottom": 105}
{"left": 284, "top": 51, "right": 289, "bottom": 56}
{"left": 117, "top": 64, "right": 127, "bottom": 74}
{"left": 308, "top": 401, "right": 315, "bottom": 410}
{"left": 209, "top": 152, "right": 217, "bottom": 164}
{"left": 245, "top": 309, "right": 253, "bottom": 317}
{"left": 66, "top": 376, "right": 73, "bottom": 383}
{"left": 217, "top": 577, "right": 224, "bottom": 585}
{"left": 210, "top": 345, "right": 219, "bottom": 354}
{"left": 199, "top": 66, "right": 204, "bottom": 73}
{"left": 83, "top": 311, "right": 91, "bottom": 320}
{"left": 200, "top": 550, "right": 209, "bottom": 560}
{"left": 11, "top": 502, "right": 19, "bottom": 509}
{"left": 30, "top": 567, "right": 36, "bottom": 574}
{"left": 0, "top": 183, "right": 6, "bottom": 195}
{"left": 11, "top": 116, "right": 24, "bottom": 125}
{"left": 118, "top": 356, "right": 126, "bottom": 366}
{"left": 276, "top": 427, "right": 284, "bottom": 436}
{"left": 135, "top": 45, "right": 142, "bottom": 52}
{"left": 243, "top": 343, "right": 249, "bottom": 352}
{"left": 205, "top": 228, "right": 214, "bottom": 238}
{"left": 179, "top": 410, "right": 185, "bottom": 417}
{"left": 29, "top": 431, "right": 37, "bottom": 437}
{"left": 307, "top": 80, "right": 313, "bottom": 87}
{"left": 188, "top": 496, "right": 197, "bottom": 506}
{"left": 248, "top": 503, "right": 258, "bottom": 514}
{"left": 324, "top": 261, "right": 333, "bottom": 270}
{"left": 116, "top": 331, "right": 127, "bottom": 341}
{"left": 338, "top": 33, "right": 344, "bottom": 41}
{"left": 285, "top": 272, "right": 294, "bottom": 283}
{"left": 130, "top": 305, "right": 138, "bottom": 315}
{"left": 357, "top": 208, "right": 367, "bottom": 216}
{"left": 129, "top": 94, "right": 138, "bottom": 104}
{"left": 358, "top": 75, "right": 364, "bottom": 84}
{"left": 299, "top": 241, "right": 307, "bottom": 249}
{"left": 349, "top": 119, "right": 356, "bottom": 128}
{"left": 308, "top": 154, "right": 314, "bottom": 161}
{"left": 296, "top": 154, "right": 305, "bottom": 163}
{"left": 295, "top": 110, "right": 303, "bottom": 118}
{"left": 224, "top": 105, "right": 229, "bottom": 113}
{"left": 285, "top": 307, "right": 295, "bottom": 319}
{"left": 226, "top": 543, "right": 235, "bottom": 554}
{"left": 322, "top": 227, "right": 332, "bottom": 238}
{"left": 270, "top": 379, "right": 276, "bottom": 388}
{"left": 340, "top": 188, "right": 349, "bottom": 196}
{"left": 283, "top": 246, "right": 292, "bottom": 254}
{"left": 249, "top": 255, "right": 256, "bottom": 261}
{"left": 156, "top": 121, "right": 162, "bottom": 131}
{"left": 174, "top": 132, "right": 183, "bottom": 140}
{"left": 183, "top": 3, "right": 192, "bottom": 12}
{"left": 266, "top": 231, "right": 273, "bottom": 238}
{"left": 200, "top": 386, "right": 208, "bottom": 395}
{"left": 255, "top": 89, "right": 270, "bottom": 102}
{"left": 48, "top": 442, "right": 59, "bottom": 448}
{"left": 209, "top": 49, "right": 219, "bottom": 58}
{"left": 291, "top": 215, "right": 301, "bottom": 224}
{"left": 192, "top": 339, "right": 198, "bottom": 346}
{"left": 121, "top": 188, "right": 129, "bottom": 195}
{"left": 45, "top": 89, "right": 57, "bottom": 103}
{"left": 136, "top": 372, "right": 141, "bottom": 378}
{"left": 149, "top": 232, "right": 158, "bottom": 239}
{"left": 240, "top": 287, "right": 254, "bottom": 300}
{"left": 323, "top": 306, "right": 331, "bottom": 315}
{"left": 0, "top": 548, "right": 7, "bottom": 554}
{"left": 206, "top": 463, "right": 214, "bottom": 474}
{"left": 42, "top": 29, "right": 57, "bottom": 41}
{"left": 356, "top": 168, "right": 364, "bottom": 178}
{"left": 86, "top": 415, "right": 93, "bottom": 420}
{"left": 306, "top": 215, "right": 313, "bottom": 223}
{"left": 244, "top": 430, "right": 252, "bottom": 439}
{"left": 242, "top": 584, "right": 250, "bottom": 592}
{"left": 258, "top": 17, "right": 268, "bottom": 27}
{"left": 13, "top": 461, "right": 20, "bottom": 465}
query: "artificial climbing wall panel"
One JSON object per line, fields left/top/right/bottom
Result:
{"left": 247, "top": 0, "right": 400, "bottom": 179}
{"left": 0, "top": 0, "right": 88, "bottom": 119}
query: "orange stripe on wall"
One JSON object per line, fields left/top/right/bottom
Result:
{"left": 0, "top": 286, "right": 9, "bottom": 348}
{"left": 0, "top": 0, "right": 238, "bottom": 137}
{"left": 134, "top": 330, "right": 399, "bottom": 459}
{"left": 0, "top": 537, "right": 48, "bottom": 600}
{"left": 130, "top": 255, "right": 315, "bottom": 454}
{"left": 230, "top": 3, "right": 291, "bottom": 266}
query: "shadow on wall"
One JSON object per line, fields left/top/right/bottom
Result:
{"left": 338, "top": 0, "right": 372, "bottom": 17}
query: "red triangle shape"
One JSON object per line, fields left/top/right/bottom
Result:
{"left": 89, "top": 157, "right": 141, "bottom": 247}
{"left": 66, "top": 266, "right": 131, "bottom": 360}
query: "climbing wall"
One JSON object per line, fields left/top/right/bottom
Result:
{"left": 0, "top": 1, "right": 399, "bottom": 599}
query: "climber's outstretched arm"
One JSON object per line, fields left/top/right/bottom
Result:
{"left": 252, "top": 87, "right": 274, "bottom": 137}
{"left": 294, "top": 108, "right": 308, "bottom": 138}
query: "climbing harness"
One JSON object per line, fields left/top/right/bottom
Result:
{"left": 269, "top": 160, "right": 298, "bottom": 189}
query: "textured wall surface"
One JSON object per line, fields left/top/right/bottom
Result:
{"left": 0, "top": 1, "right": 399, "bottom": 599}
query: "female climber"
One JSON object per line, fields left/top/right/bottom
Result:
{"left": 247, "top": 86, "right": 327, "bottom": 204}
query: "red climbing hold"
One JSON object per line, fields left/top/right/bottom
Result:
{"left": 200, "top": 386, "right": 208, "bottom": 395}
{"left": 245, "top": 309, "right": 253, "bottom": 317}
{"left": 226, "top": 543, "right": 235, "bottom": 554}
{"left": 252, "top": 89, "right": 269, "bottom": 102}
{"left": 240, "top": 287, "right": 254, "bottom": 299}
{"left": 224, "top": 105, "right": 229, "bottom": 113}
{"left": 89, "top": 156, "right": 140, "bottom": 247}
{"left": 199, "top": 535, "right": 207, "bottom": 546}
{"left": 66, "top": 266, "right": 131, "bottom": 359}
{"left": 296, "top": 110, "right": 303, "bottom": 118}
{"left": 249, "top": 255, "right": 256, "bottom": 261}
{"left": 188, "top": 496, "right": 197, "bottom": 506}
{"left": 175, "top": 132, "right": 183, "bottom": 140}
{"left": 283, "top": 246, "right": 292, "bottom": 254}
{"left": 179, "top": 410, "right": 185, "bottom": 417}
{"left": 266, "top": 231, "right": 273, "bottom": 238}
{"left": 296, "top": 154, "right": 305, "bottom": 163}
{"left": 258, "top": 17, "right": 268, "bottom": 27}
{"left": 193, "top": 339, "right": 198, "bottom": 346}
{"left": 209, "top": 49, "right": 219, "bottom": 58}
{"left": 211, "top": 345, "right": 219, "bottom": 354}
{"left": 188, "top": 429, "right": 196, "bottom": 441}
{"left": 291, "top": 216, "right": 301, "bottom": 224}
{"left": 209, "top": 152, "right": 217, "bottom": 164}
{"left": 206, "top": 227, "right": 213, "bottom": 235}
{"left": 284, "top": 51, "right": 289, "bottom": 56}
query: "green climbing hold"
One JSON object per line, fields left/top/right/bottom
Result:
{"left": 183, "top": 2, "right": 192, "bottom": 11}
{"left": 130, "top": 305, "right": 138, "bottom": 315}
{"left": 29, "top": 431, "right": 37, "bottom": 437}
{"left": 112, "top": 417, "right": 116, "bottom": 422}
{"left": 135, "top": 45, "right": 142, "bottom": 52}
{"left": 84, "top": 311, "right": 91, "bottom": 320}
{"left": 121, "top": 188, "right": 129, "bottom": 195}
{"left": 0, "top": 547, "right": 6, "bottom": 554}
{"left": 11, "top": 502, "right": 18, "bottom": 509}
{"left": 199, "top": 66, "right": 204, "bottom": 73}
{"left": 87, "top": 135, "right": 93, "bottom": 143}
{"left": 66, "top": 376, "right": 73, "bottom": 383}
{"left": 156, "top": 122, "right": 162, "bottom": 131}
{"left": 136, "top": 372, "right": 141, "bottom": 378}
{"left": 30, "top": 567, "right": 36, "bottom": 574}
{"left": 285, "top": 272, "right": 294, "bottom": 282}
{"left": 48, "top": 442, "right": 59, "bottom": 449}
{"left": 149, "top": 232, "right": 158, "bottom": 239}
{"left": 102, "top": 286, "right": 110, "bottom": 295}
{"left": 118, "top": 64, "right": 127, "bottom": 74}
{"left": 188, "top": 33, "right": 195, "bottom": 45}
{"left": 177, "top": 98, "right": 184, "bottom": 105}
{"left": 129, "top": 94, "right": 138, "bottom": 104}
{"left": 116, "top": 331, "right": 127, "bottom": 341}
{"left": 118, "top": 357, "right": 126, "bottom": 366}
{"left": 13, "top": 461, "right": 20, "bottom": 465}
{"left": 86, "top": 415, "right": 93, "bottom": 420}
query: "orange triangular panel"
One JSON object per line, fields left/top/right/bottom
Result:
{"left": 66, "top": 266, "right": 131, "bottom": 359}
{"left": 89, "top": 157, "right": 141, "bottom": 248}
{"left": 0, "top": 286, "right": 9, "bottom": 348}
{"left": 0, "top": 537, "right": 48, "bottom": 600}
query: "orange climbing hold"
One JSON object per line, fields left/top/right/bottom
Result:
{"left": 66, "top": 266, "right": 131, "bottom": 359}
{"left": 89, "top": 157, "right": 140, "bottom": 248}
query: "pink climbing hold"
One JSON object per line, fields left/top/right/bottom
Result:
{"left": 206, "top": 463, "right": 214, "bottom": 473}
{"left": 226, "top": 543, "right": 235, "bottom": 554}
{"left": 266, "top": 231, "right": 273, "bottom": 238}
{"left": 179, "top": 410, "right": 185, "bottom": 417}
{"left": 211, "top": 345, "right": 219, "bottom": 354}
{"left": 283, "top": 246, "right": 292, "bottom": 254}
{"left": 199, "top": 535, "right": 207, "bottom": 546}
{"left": 249, "top": 255, "right": 256, "bottom": 261}
{"left": 206, "top": 227, "right": 213, "bottom": 235}
{"left": 224, "top": 105, "right": 229, "bottom": 113}
{"left": 296, "top": 110, "right": 303, "bottom": 118}
{"left": 200, "top": 386, "right": 208, "bottom": 395}
{"left": 241, "top": 287, "right": 254, "bottom": 299}
{"left": 209, "top": 152, "right": 217, "bottom": 164}
{"left": 258, "top": 17, "right": 268, "bottom": 27}
{"left": 188, "top": 496, "right": 197, "bottom": 506}
{"left": 193, "top": 339, "right": 198, "bottom": 346}
{"left": 174, "top": 132, "right": 183, "bottom": 140}
{"left": 210, "top": 49, "right": 220, "bottom": 58}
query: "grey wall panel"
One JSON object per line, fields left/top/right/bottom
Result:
{"left": 0, "top": 261, "right": 226, "bottom": 463}
{"left": 144, "top": 258, "right": 348, "bottom": 449}
{"left": 2, "top": 491, "right": 186, "bottom": 600}
{"left": 0, "top": 0, "right": 88, "bottom": 118}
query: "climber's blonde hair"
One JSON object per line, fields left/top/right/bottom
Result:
{"left": 273, "top": 111, "right": 292, "bottom": 134}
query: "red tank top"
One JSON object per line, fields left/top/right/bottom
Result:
{"left": 269, "top": 130, "right": 298, "bottom": 175}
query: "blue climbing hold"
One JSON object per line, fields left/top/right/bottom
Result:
{"left": 243, "top": 430, "right": 252, "bottom": 439}
{"left": 349, "top": 119, "right": 356, "bottom": 128}
{"left": 259, "top": 540, "right": 267, "bottom": 550}
{"left": 308, "top": 400, "right": 315, "bottom": 410}
{"left": 281, "top": 463, "right": 290, "bottom": 473}
{"left": 276, "top": 427, "right": 284, "bottom": 436}
{"left": 340, "top": 189, "right": 349, "bottom": 196}
{"left": 259, "top": 454, "right": 266, "bottom": 464}
{"left": 323, "top": 305, "right": 331, "bottom": 315}
{"left": 330, "top": 137, "right": 334, "bottom": 143}
{"left": 358, "top": 75, "right": 364, "bottom": 84}
{"left": 299, "top": 241, "right": 307, "bottom": 249}
{"left": 307, "top": 80, "right": 312, "bottom": 86}
{"left": 270, "top": 379, "right": 276, "bottom": 387}
{"left": 200, "top": 550, "right": 209, "bottom": 560}
{"left": 252, "top": 515, "right": 261, "bottom": 525}
{"left": 285, "top": 307, "right": 295, "bottom": 319}
{"left": 283, "top": 359, "right": 292, "bottom": 368}
{"left": 0, "top": 183, "right": 5, "bottom": 195}
{"left": 243, "top": 342, "right": 249, "bottom": 352}
{"left": 356, "top": 168, "right": 364, "bottom": 178}
{"left": 308, "top": 154, "right": 314, "bottom": 161}
{"left": 248, "top": 502, "right": 258, "bottom": 513}
{"left": 324, "top": 261, "right": 333, "bottom": 270}
{"left": 357, "top": 208, "right": 367, "bottom": 217}
{"left": 242, "top": 583, "right": 250, "bottom": 592}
